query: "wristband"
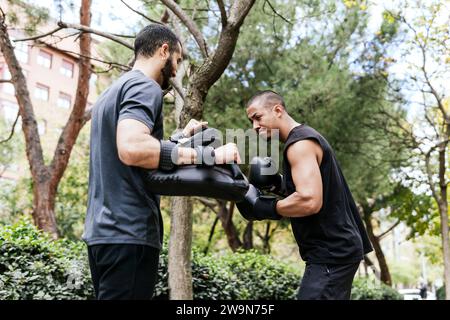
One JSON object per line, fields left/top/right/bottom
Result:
{"left": 159, "top": 140, "right": 178, "bottom": 171}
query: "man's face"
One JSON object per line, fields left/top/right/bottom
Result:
{"left": 160, "top": 43, "right": 183, "bottom": 90}
{"left": 246, "top": 101, "right": 279, "bottom": 140}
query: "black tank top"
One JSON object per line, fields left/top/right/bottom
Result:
{"left": 282, "top": 124, "right": 373, "bottom": 264}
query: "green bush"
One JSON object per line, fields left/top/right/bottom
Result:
{"left": 154, "top": 247, "right": 300, "bottom": 300}
{"left": 436, "top": 286, "right": 445, "bottom": 300}
{"left": 351, "top": 277, "right": 403, "bottom": 300}
{"left": 0, "top": 217, "right": 94, "bottom": 299}
{"left": 210, "top": 250, "right": 300, "bottom": 300}
{"left": 0, "top": 219, "right": 299, "bottom": 300}
{"left": 0, "top": 218, "right": 403, "bottom": 300}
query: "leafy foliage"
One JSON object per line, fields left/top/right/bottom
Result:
{"left": 54, "top": 130, "right": 90, "bottom": 240}
{"left": 351, "top": 277, "right": 404, "bottom": 300}
{"left": 6, "top": 0, "right": 50, "bottom": 35}
{"left": 0, "top": 217, "right": 94, "bottom": 299}
{"left": 0, "top": 218, "right": 404, "bottom": 300}
{"left": 154, "top": 244, "right": 300, "bottom": 300}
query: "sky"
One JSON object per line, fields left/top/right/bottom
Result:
{"left": 28, "top": 0, "right": 143, "bottom": 34}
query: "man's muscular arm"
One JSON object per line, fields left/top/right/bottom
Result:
{"left": 276, "top": 139, "right": 323, "bottom": 217}
{"left": 116, "top": 119, "right": 241, "bottom": 169}
{"left": 116, "top": 119, "right": 196, "bottom": 169}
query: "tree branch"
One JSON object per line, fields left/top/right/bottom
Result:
{"left": 0, "top": 110, "right": 20, "bottom": 144}
{"left": 217, "top": 0, "right": 227, "bottom": 27}
{"left": 50, "top": 47, "right": 131, "bottom": 71}
{"left": 160, "top": 0, "right": 208, "bottom": 58}
{"left": 0, "top": 8, "right": 46, "bottom": 177}
{"left": 0, "top": 78, "right": 12, "bottom": 83}
{"left": 50, "top": 0, "right": 93, "bottom": 191}
{"left": 228, "top": 0, "right": 256, "bottom": 27}
{"left": 195, "top": 197, "right": 219, "bottom": 215}
{"left": 377, "top": 220, "right": 400, "bottom": 241}
{"left": 120, "top": 0, "right": 163, "bottom": 25}
{"left": 57, "top": 21, "right": 133, "bottom": 50}
{"left": 263, "top": 0, "right": 292, "bottom": 25}
{"left": 13, "top": 26, "right": 63, "bottom": 42}
{"left": 169, "top": 78, "right": 185, "bottom": 101}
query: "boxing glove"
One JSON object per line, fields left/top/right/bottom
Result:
{"left": 236, "top": 184, "right": 282, "bottom": 221}
{"left": 249, "top": 157, "right": 284, "bottom": 196}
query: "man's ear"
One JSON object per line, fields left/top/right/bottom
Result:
{"left": 160, "top": 43, "right": 170, "bottom": 59}
{"left": 273, "top": 104, "right": 284, "bottom": 117}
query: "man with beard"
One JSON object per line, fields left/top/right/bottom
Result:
{"left": 237, "top": 90, "right": 373, "bottom": 300}
{"left": 82, "top": 24, "right": 240, "bottom": 300}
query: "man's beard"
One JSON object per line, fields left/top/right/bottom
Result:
{"left": 161, "top": 56, "right": 174, "bottom": 90}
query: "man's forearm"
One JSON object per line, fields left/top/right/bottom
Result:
{"left": 276, "top": 192, "right": 322, "bottom": 218}
{"left": 118, "top": 134, "right": 199, "bottom": 169}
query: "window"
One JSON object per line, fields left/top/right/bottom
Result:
{"left": 60, "top": 59, "right": 74, "bottom": 78}
{"left": 34, "top": 83, "right": 49, "bottom": 101}
{"left": 37, "top": 49, "right": 52, "bottom": 68}
{"left": 57, "top": 92, "right": 71, "bottom": 109}
{"left": 89, "top": 73, "right": 97, "bottom": 87}
{"left": 13, "top": 39, "right": 29, "bottom": 64}
{"left": 1, "top": 66, "right": 15, "bottom": 95}
{"left": 1, "top": 100, "right": 19, "bottom": 123}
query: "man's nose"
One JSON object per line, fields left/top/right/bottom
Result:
{"left": 253, "top": 121, "right": 260, "bottom": 131}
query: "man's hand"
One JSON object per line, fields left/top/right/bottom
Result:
{"left": 214, "top": 143, "right": 242, "bottom": 164}
{"left": 182, "top": 119, "right": 208, "bottom": 137}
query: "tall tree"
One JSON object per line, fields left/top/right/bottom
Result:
{"left": 157, "top": 0, "right": 256, "bottom": 300}
{"left": 386, "top": 0, "right": 450, "bottom": 298}
{"left": 0, "top": 0, "right": 92, "bottom": 238}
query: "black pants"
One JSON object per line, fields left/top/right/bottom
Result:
{"left": 87, "top": 244, "right": 160, "bottom": 300}
{"left": 297, "top": 262, "right": 360, "bottom": 300}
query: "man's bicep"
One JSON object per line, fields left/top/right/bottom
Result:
{"left": 287, "top": 140, "right": 323, "bottom": 195}
{"left": 117, "top": 118, "right": 151, "bottom": 150}
{"left": 119, "top": 81, "right": 162, "bottom": 131}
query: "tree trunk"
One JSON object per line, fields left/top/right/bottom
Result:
{"left": 243, "top": 221, "right": 253, "bottom": 249}
{"left": 33, "top": 180, "right": 58, "bottom": 238}
{"left": 168, "top": 196, "right": 193, "bottom": 299}
{"left": 438, "top": 200, "right": 450, "bottom": 300}
{"left": 262, "top": 222, "right": 271, "bottom": 253}
{"left": 362, "top": 207, "right": 392, "bottom": 286}
{"left": 438, "top": 145, "right": 450, "bottom": 300}
{"left": 364, "top": 255, "right": 381, "bottom": 280}
{"left": 216, "top": 200, "right": 242, "bottom": 251}
{"left": 164, "top": 0, "right": 256, "bottom": 300}
{"left": 168, "top": 60, "right": 194, "bottom": 300}
{"left": 204, "top": 216, "right": 219, "bottom": 254}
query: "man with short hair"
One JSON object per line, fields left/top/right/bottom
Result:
{"left": 82, "top": 24, "right": 240, "bottom": 300}
{"left": 238, "top": 90, "right": 373, "bottom": 300}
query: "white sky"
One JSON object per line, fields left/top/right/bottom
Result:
{"left": 28, "top": 0, "right": 144, "bottom": 34}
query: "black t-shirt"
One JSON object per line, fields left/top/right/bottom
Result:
{"left": 82, "top": 70, "right": 164, "bottom": 249}
{"left": 282, "top": 124, "right": 373, "bottom": 264}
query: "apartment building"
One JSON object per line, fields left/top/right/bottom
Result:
{"left": 0, "top": 3, "right": 109, "bottom": 180}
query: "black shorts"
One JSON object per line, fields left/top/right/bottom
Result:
{"left": 87, "top": 244, "right": 160, "bottom": 300}
{"left": 297, "top": 262, "right": 360, "bottom": 300}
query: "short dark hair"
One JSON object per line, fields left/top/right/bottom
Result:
{"left": 134, "top": 24, "right": 180, "bottom": 59}
{"left": 246, "top": 90, "right": 286, "bottom": 109}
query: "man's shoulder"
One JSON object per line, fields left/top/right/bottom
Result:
{"left": 296, "top": 124, "right": 323, "bottom": 137}
{"left": 121, "top": 70, "right": 161, "bottom": 93}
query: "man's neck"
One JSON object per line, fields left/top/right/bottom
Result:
{"left": 279, "top": 116, "right": 301, "bottom": 142}
{"left": 132, "top": 59, "right": 161, "bottom": 86}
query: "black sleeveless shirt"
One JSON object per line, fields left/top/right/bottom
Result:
{"left": 282, "top": 124, "right": 373, "bottom": 264}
